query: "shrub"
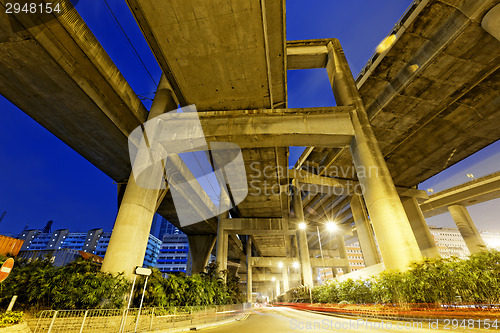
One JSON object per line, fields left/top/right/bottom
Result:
{"left": 311, "top": 250, "right": 500, "bottom": 305}
{"left": 0, "top": 311, "right": 23, "bottom": 328}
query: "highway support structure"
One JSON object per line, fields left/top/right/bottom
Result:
{"left": 448, "top": 204, "right": 487, "bottom": 254}
{"left": 101, "top": 38, "right": 478, "bottom": 300}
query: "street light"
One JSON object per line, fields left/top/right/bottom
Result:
{"left": 271, "top": 276, "right": 276, "bottom": 282}
{"left": 326, "top": 221, "right": 338, "bottom": 233}
{"left": 298, "top": 222, "right": 307, "bottom": 230}
{"left": 292, "top": 262, "right": 300, "bottom": 269}
{"left": 317, "top": 221, "right": 338, "bottom": 284}
{"left": 278, "top": 261, "right": 284, "bottom": 268}
{"left": 316, "top": 225, "right": 326, "bottom": 282}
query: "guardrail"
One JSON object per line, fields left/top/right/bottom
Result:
{"left": 28, "top": 303, "right": 251, "bottom": 332}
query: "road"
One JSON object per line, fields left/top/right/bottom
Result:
{"left": 204, "top": 306, "right": 489, "bottom": 332}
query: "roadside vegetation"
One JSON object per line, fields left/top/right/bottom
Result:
{"left": 312, "top": 250, "right": 500, "bottom": 305}
{"left": 0, "top": 311, "right": 23, "bottom": 328}
{"left": 0, "top": 256, "right": 244, "bottom": 312}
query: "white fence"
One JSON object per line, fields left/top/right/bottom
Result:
{"left": 28, "top": 304, "right": 251, "bottom": 332}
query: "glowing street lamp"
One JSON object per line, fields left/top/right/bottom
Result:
{"left": 278, "top": 261, "right": 284, "bottom": 268}
{"left": 292, "top": 262, "right": 300, "bottom": 269}
{"left": 271, "top": 276, "right": 276, "bottom": 282}
{"left": 376, "top": 34, "right": 396, "bottom": 53}
{"left": 298, "top": 222, "right": 307, "bottom": 230}
{"left": 326, "top": 221, "right": 338, "bottom": 233}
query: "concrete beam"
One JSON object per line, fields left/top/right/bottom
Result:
{"left": 310, "top": 249, "right": 339, "bottom": 257}
{"left": 240, "top": 273, "right": 301, "bottom": 283}
{"left": 250, "top": 257, "right": 349, "bottom": 268}
{"left": 287, "top": 44, "right": 328, "bottom": 70}
{"left": 286, "top": 40, "right": 330, "bottom": 70}
{"left": 420, "top": 172, "right": 500, "bottom": 218}
{"left": 220, "top": 218, "right": 295, "bottom": 236}
{"left": 196, "top": 107, "right": 355, "bottom": 149}
{"left": 290, "top": 169, "right": 428, "bottom": 199}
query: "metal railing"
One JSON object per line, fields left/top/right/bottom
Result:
{"left": 28, "top": 303, "right": 251, "bottom": 332}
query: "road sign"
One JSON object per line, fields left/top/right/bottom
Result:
{"left": 0, "top": 258, "right": 14, "bottom": 283}
{"left": 135, "top": 267, "right": 152, "bottom": 276}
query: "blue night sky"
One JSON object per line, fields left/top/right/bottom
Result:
{"left": 0, "top": 0, "right": 498, "bottom": 235}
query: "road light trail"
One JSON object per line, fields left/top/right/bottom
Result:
{"left": 206, "top": 306, "right": 483, "bottom": 333}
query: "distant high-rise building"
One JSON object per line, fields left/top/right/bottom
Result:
{"left": 157, "top": 233, "right": 189, "bottom": 277}
{"left": 93, "top": 232, "right": 161, "bottom": 267}
{"left": 19, "top": 230, "right": 40, "bottom": 251}
{"left": 143, "top": 235, "right": 162, "bottom": 267}
{"left": 158, "top": 217, "right": 180, "bottom": 240}
{"left": 19, "top": 228, "right": 161, "bottom": 268}
{"left": 329, "top": 226, "right": 500, "bottom": 277}
{"left": 150, "top": 214, "right": 159, "bottom": 238}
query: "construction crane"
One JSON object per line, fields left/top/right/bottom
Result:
{"left": 42, "top": 220, "right": 53, "bottom": 233}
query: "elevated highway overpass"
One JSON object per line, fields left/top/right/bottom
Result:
{"left": 1, "top": 0, "right": 499, "bottom": 298}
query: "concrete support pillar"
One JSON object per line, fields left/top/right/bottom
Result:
{"left": 282, "top": 267, "right": 289, "bottom": 292}
{"left": 101, "top": 75, "right": 177, "bottom": 279}
{"left": 187, "top": 235, "right": 217, "bottom": 275}
{"left": 336, "top": 234, "right": 351, "bottom": 274}
{"left": 216, "top": 187, "right": 231, "bottom": 281}
{"left": 275, "top": 279, "right": 281, "bottom": 297}
{"left": 292, "top": 179, "right": 314, "bottom": 288}
{"left": 401, "top": 197, "right": 440, "bottom": 258}
{"left": 326, "top": 39, "right": 421, "bottom": 270}
{"left": 246, "top": 238, "right": 252, "bottom": 303}
{"left": 215, "top": 214, "right": 228, "bottom": 282}
{"left": 448, "top": 204, "right": 486, "bottom": 254}
{"left": 350, "top": 194, "right": 380, "bottom": 266}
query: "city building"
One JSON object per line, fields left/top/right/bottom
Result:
{"left": 157, "top": 233, "right": 189, "bottom": 277}
{"left": 335, "top": 226, "right": 500, "bottom": 274}
{"left": 158, "top": 216, "right": 181, "bottom": 240}
{"left": 430, "top": 226, "right": 500, "bottom": 259}
{"left": 18, "top": 228, "right": 161, "bottom": 268}
{"left": 17, "top": 249, "right": 103, "bottom": 267}
{"left": 143, "top": 234, "right": 162, "bottom": 267}
{"left": 93, "top": 232, "right": 161, "bottom": 267}
{"left": 19, "top": 229, "right": 39, "bottom": 251}
{"left": 0, "top": 235, "right": 24, "bottom": 256}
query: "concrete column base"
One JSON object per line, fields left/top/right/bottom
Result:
{"left": 402, "top": 196, "right": 440, "bottom": 258}
{"left": 448, "top": 204, "right": 486, "bottom": 254}
{"left": 351, "top": 194, "right": 380, "bottom": 266}
{"left": 187, "top": 235, "right": 217, "bottom": 275}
